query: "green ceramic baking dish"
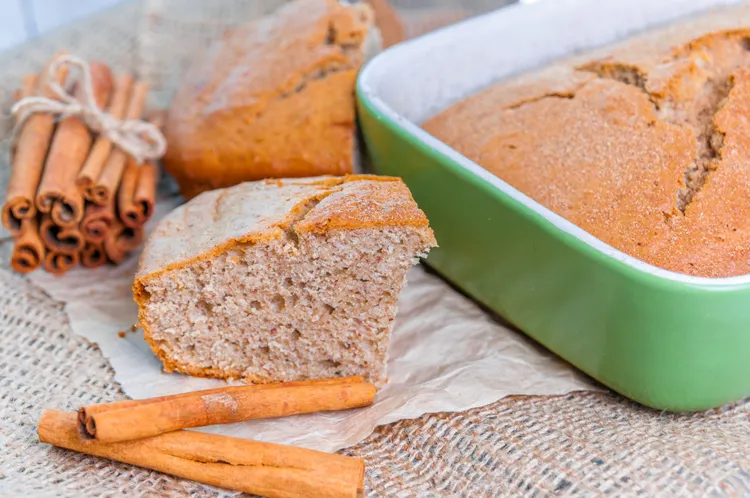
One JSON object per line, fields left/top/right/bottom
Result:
{"left": 357, "top": 0, "right": 750, "bottom": 411}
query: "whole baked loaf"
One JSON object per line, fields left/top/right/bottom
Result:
{"left": 164, "top": 0, "right": 381, "bottom": 200}
{"left": 424, "top": 5, "right": 750, "bottom": 278}
{"left": 133, "top": 176, "right": 436, "bottom": 385}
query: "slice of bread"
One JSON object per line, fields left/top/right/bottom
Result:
{"left": 134, "top": 176, "right": 436, "bottom": 385}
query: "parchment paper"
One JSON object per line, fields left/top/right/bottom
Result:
{"left": 28, "top": 194, "right": 596, "bottom": 453}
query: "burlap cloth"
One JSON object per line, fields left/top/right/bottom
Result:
{"left": 0, "top": 1, "right": 749, "bottom": 496}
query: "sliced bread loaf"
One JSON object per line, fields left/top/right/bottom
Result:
{"left": 163, "top": 0, "right": 382, "bottom": 200}
{"left": 133, "top": 176, "right": 436, "bottom": 385}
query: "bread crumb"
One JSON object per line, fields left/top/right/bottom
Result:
{"left": 117, "top": 331, "right": 127, "bottom": 338}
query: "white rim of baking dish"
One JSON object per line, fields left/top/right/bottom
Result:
{"left": 358, "top": 0, "right": 750, "bottom": 286}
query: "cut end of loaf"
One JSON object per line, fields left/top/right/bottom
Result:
{"left": 139, "top": 226, "right": 431, "bottom": 385}
{"left": 135, "top": 176, "right": 436, "bottom": 385}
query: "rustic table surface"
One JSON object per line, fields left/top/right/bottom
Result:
{"left": 0, "top": 1, "right": 749, "bottom": 496}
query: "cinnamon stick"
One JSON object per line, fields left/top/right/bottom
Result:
{"left": 1, "top": 52, "right": 67, "bottom": 234}
{"left": 39, "top": 410, "right": 365, "bottom": 498}
{"left": 2, "top": 74, "right": 38, "bottom": 235}
{"left": 103, "top": 219, "right": 143, "bottom": 264}
{"left": 78, "top": 74, "right": 134, "bottom": 199}
{"left": 80, "top": 198, "right": 114, "bottom": 243}
{"left": 37, "top": 62, "right": 113, "bottom": 225}
{"left": 10, "top": 216, "right": 45, "bottom": 273}
{"left": 81, "top": 242, "right": 107, "bottom": 268}
{"left": 79, "top": 377, "right": 363, "bottom": 416}
{"left": 120, "top": 109, "right": 166, "bottom": 227}
{"left": 39, "top": 214, "right": 85, "bottom": 254}
{"left": 78, "top": 376, "right": 375, "bottom": 443}
{"left": 117, "top": 155, "right": 140, "bottom": 227}
{"left": 119, "top": 111, "right": 163, "bottom": 227}
{"left": 43, "top": 250, "right": 79, "bottom": 275}
{"left": 131, "top": 159, "right": 158, "bottom": 225}
{"left": 91, "top": 81, "right": 148, "bottom": 205}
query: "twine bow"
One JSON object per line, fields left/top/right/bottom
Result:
{"left": 11, "top": 54, "right": 166, "bottom": 163}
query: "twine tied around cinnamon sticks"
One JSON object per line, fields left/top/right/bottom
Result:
{"left": 11, "top": 54, "right": 166, "bottom": 164}
{"left": 3, "top": 52, "right": 161, "bottom": 275}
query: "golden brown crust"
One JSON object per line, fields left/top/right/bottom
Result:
{"left": 133, "top": 175, "right": 429, "bottom": 291}
{"left": 424, "top": 5, "right": 750, "bottom": 277}
{"left": 295, "top": 177, "right": 431, "bottom": 234}
{"left": 163, "top": 0, "right": 377, "bottom": 199}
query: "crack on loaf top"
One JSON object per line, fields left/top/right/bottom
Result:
{"left": 280, "top": 187, "right": 341, "bottom": 247}
{"left": 577, "top": 39, "right": 748, "bottom": 213}
{"left": 212, "top": 189, "right": 231, "bottom": 223}
{"left": 577, "top": 62, "right": 656, "bottom": 105}
{"left": 505, "top": 91, "right": 578, "bottom": 111}
{"left": 676, "top": 77, "right": 732, "bottom": 212}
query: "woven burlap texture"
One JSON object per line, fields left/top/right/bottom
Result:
{"left": 0, "top": 1, "right": 749, "bottom": 496}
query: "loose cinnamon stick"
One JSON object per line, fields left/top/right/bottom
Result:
{"left": 80, "top": 199, "right": 114, "bottom": 243}
{"left": 10, "top": 216, "right": 45, "bottom": 273}
{"left": 103, "top": 219, "right": 143, "bottom": 264}
{"left": 39, "top": 410, "right": 365, "bottom": 498}
{"left": 37, "top": 62, "right": 113, "bottom": 225}
{"left": 91, "top": 81, "right": 148, "bottom": 205}
{"left": 1, "top": 53, "right": 66, "bottom": 234}
{"left": 39, "top": 214, "right": 85, "bottom": 254}
{"left": 43, "top": 250, "right": 79, "bottom": 275}
{"left": 78, "top": 74, "right": 134, "bottom": 199}
{"left": 81, "top": 242, "right": 107, "bottom": 268}
{"left": 79, "top": 376, "right": 362, "bottom": 416}
{"left": 78, "top": 376, "right": 375, "bottom": 443}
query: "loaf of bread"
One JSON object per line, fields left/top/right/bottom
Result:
{"left": 424, "top": 5, "right": 750, "bottom": 278}
{"left": 133, "top": 176, "right": 436, "bottom": 385}
{"left": 163, "top": 0, "right": 382, "bottom": 200}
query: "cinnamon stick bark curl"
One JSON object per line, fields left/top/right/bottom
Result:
{"left": 10, "top": 216, "right": 45, "bottom": 273}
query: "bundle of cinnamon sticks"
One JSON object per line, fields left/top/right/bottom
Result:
{"left": 2, "top": 52, "right": 159, "bottom": 275}
{"left": 39, "top": 376, "right": 375, "bottom": 497}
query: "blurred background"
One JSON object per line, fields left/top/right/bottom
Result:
{"left": 0, "top": 0, "right": 122, "bottom": 50}
{"left": 0, "top": 0, "right": 538, "bottom": 51}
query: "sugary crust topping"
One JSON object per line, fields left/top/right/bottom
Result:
{"left": 134, "top": 175, "right": 434, "bottom": 288}
{"left": 295, "top": 178, "right": 432, "bottom": 234}
{"left": 424, "top": 4, "right": 750, "bottom": 277}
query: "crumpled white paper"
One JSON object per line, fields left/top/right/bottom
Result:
{"left": 29, "top": 196, "right": 596, "bottom": 453}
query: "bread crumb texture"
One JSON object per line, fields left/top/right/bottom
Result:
{"left": 424, "top": 5, "right": 750, "bottom": 278}
{"left": 134, "top": 175, "right": 436, "bottom": 384}
{"left": 164, "top": 0, "right": 376, "bottom": 200}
